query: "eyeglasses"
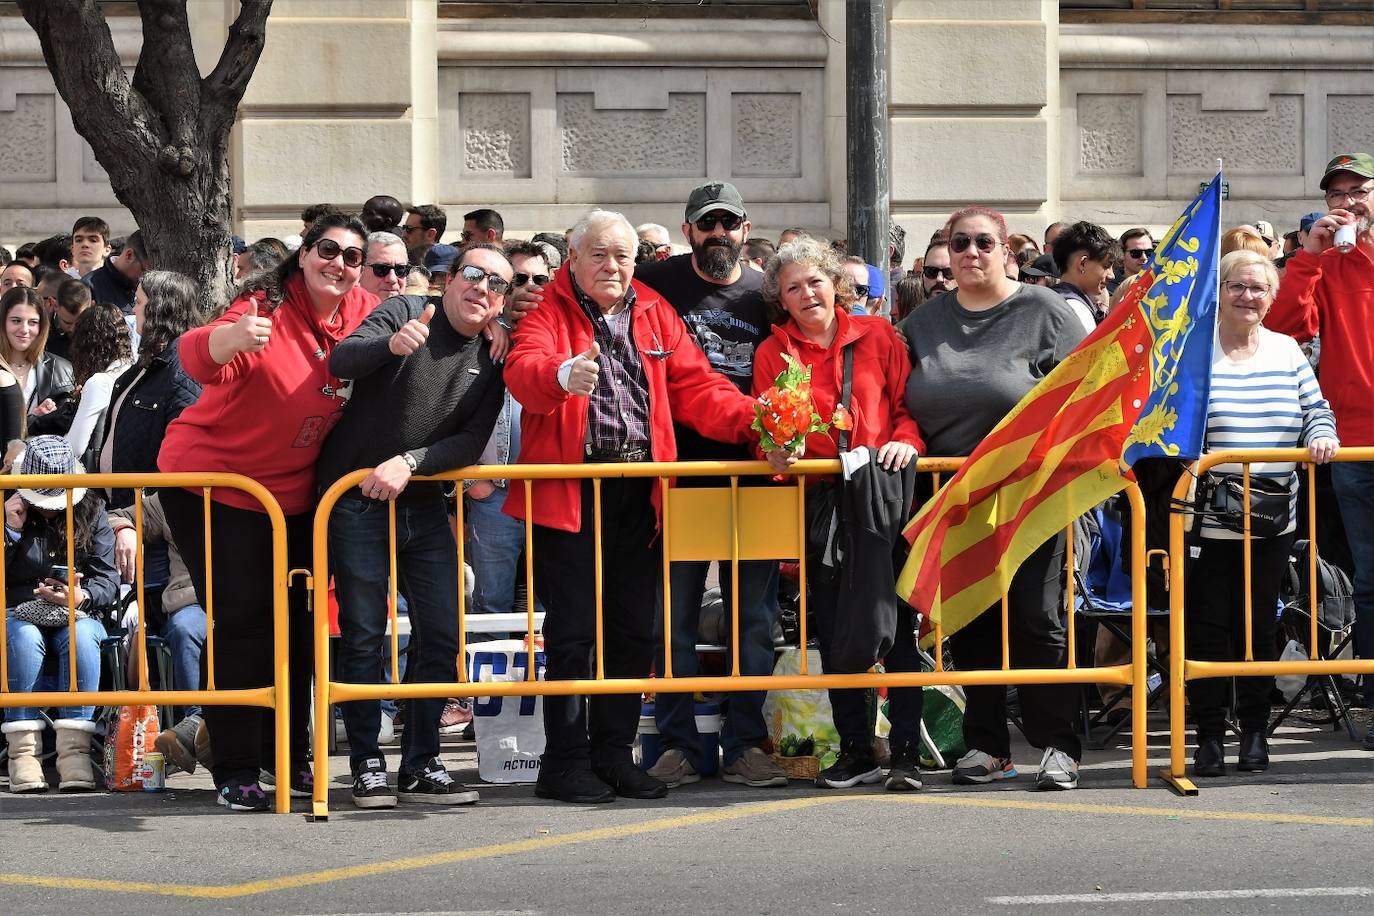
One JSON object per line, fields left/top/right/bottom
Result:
{"left": 513, "top": 272, "right": 549, "bottom": 288}
{"left": 693, "top": 213, "right": 744, "bottom": 233}
{"left": 458, "top": 263, "right": 511, "bottom": 295}
{"left": 949, "top": 232, "right": 999, "bottom": 254}
{"left": 1224, "top": 281, "right": 1271, "bottom": 299}
{"left": 1127, "top": 247, "right": 1155, "bottom": 259}
{"left": 400, "top": 224, "right": 421, "bottom": 235}
{"left": 312, "top": 238, "right": 365, "bottom": 268}
{"left": 852, "top": 284, "right": 870, "bottom": 298}
{"left": 1325, "top": 186, "right": 1372, "bottom": 205}
{"left": 367, "top": 262, "right": 412, "bottom": 279}
{"left": 922, "top": 265, "right": 954, "bottom": 281}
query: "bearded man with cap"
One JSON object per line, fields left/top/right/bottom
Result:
{"left": 1268, "top": 152, "right": 1374, "bottom": 737}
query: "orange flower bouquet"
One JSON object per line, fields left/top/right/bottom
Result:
{"left": 752, "top": 355, "right": 853, "bottom": 453}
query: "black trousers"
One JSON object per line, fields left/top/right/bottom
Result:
{"left": 161, "top": 486, "right": 314, "bottom": 786}
{"left": 949, "top": 532, "right": 1081, "bottom": 761}
{"left": 1185, "top": 532, "right": 1293, "bottom": 739}
{"left": 534, "top": 478, "right": 659, "bottom": 771}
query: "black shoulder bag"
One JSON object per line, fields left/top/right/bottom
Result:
{"left": 804, "top": 343, "right": 854, "bottom": 583}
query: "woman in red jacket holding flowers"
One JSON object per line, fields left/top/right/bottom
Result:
{"left": 753, "top": 236, "right": 925, "bottom": 793}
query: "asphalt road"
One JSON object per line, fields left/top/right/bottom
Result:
{"left": 3, "top": 709, "right": 1372, "bottom": 916}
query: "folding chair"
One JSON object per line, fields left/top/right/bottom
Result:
{"left": 1268, "top": 604, "right": 1359, "bottom": 740}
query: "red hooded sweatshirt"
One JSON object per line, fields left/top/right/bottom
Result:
{"left": 751, "top": 309, "right": 923, "bottom": 464}
{"left": 159, "top": 273, "right": 377, "bottom": 514}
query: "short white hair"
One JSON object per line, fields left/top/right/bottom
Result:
{"left": 366, "top": 231, "right": 404, "bottom": 251}
{"left": 569, "top": 209, "right": 637, "bottom": 253}
{"left": 636, "top": 222, "right": 671, "bottom": 246}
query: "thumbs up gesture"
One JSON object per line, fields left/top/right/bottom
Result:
{"left": 566, "top": 342, "right": 600, "bottom": 397}
{"left": 389, "top": 302, "right": 436, "bottom": 356}
{"left": 234, "top": 301, "right": 273, "bottom": 354}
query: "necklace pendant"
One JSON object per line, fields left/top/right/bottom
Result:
{"left": 314, "top": 348, "right": 326, "bottom": 361}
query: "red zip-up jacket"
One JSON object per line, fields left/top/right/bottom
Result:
{"left": 751, "top": 309, "right": 923, "bottom": 463}
{"left": 1266, "top": 245, "right": 1374, "bottom": 446}
{"left": 159, "top": 273, "right": 377, "bottom": 514}
{"left": 503, "top": 264, "right": 756, "bottom": 533}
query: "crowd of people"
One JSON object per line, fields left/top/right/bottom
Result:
{"left": 2, "top": 150, "right": 1371, "bottom": 812}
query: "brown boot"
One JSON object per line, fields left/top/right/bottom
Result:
{"left": 54, "top": 719, "right": 98, "bottom": 792}
{"left": 3, "top": 721, "right": 49, "bottom": 793}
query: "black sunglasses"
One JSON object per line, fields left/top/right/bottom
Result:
{"left": 458, "top": 263, "right": 511, "bottom": 296}
{"left": 367, "top": 262, "right": 413, "bottom": 279}
{"left": 694, "top": 213, "right": 744, "bottom": 233}
{"left": 949, "top": 232, "right": 999, "bottom": 255}
{"left": 312, "top": 238, "right": 365, "bottom": 268}
{"left": 513, "top": 272, "right": 550, "bottom": 288}
{"left": 853, "top": 283, "right": 871, "bottom": 298}
{"left": 1127, "top": 247, "right": 1155, "bottom": 259}
{"left": 922, "top": 265, "right": 954, "bottom": 280}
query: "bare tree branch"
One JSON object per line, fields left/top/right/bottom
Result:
{"left": 201, "top": 0, "right": 272, "bottom": 141}
{"left": 132, "top": 0, "right": 201, "bottom": 163}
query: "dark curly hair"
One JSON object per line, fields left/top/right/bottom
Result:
{"left": 241, "top": 213, "right": 368, "bottom": 310}
{"left": 136, "top": 270, "right": 203, "bottom": 367}
{"left": 70, "top": 302, "right": 132, "bottom": 386}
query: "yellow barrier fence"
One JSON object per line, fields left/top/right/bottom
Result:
{"left": 1164, "top": 448, "right": 1374, "bottom": 795}
{"left": 311, "top": 459, "right": 1152, "bottom": 818}
{"left": 0, "top": 473, "right": 293, "bottom": 814}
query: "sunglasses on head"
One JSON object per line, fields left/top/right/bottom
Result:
{"left": 513, "top": 272, "right": 549, "bottom": 288}
{"left": 458, "top": 263, "right": 511, "bottom": 296}
{"left": 949, "top": 232, "right": 999, "bottom": 254}
{"left": 312, "top": 238, "right": 365, "bottom": 268}
{"left": 694, "top": 212, "right": 744, "bottom": 233}
{"left": 1127, "top": 247, "right": 1155, "bottom": 259}
{"left": 367, "top": 262, "right": 412, "bottom": 279}
{"left": 922, "top": 265, "right": 954, "bottom": 280}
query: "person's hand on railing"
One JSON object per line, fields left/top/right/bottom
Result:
{"left": 876, "top": 441, "right": 919, "bottom": 471}
{"left": 360, "top": 455, "right": 413, "bottom": 501}
{"left": 114, "top": 527, "right": 138, "bottom": 583}
{"left": 1307, "top": 437, "right": 1339, "bottom": 464}
{"left": 389, "top": 302, "right": 435, "bottom": 357}
{"left": 565, "top": 343, "right": 600, "bottom": 396}
{"left": 766, "top": 444, "right": 802, "bottom": 475}
{"left": 36, "top": 572, "right": 85, "bottom": 609}
{"left": 5, "top": 493, "right": 26, "bottom": 530}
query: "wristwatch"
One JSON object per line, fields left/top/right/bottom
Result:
{"left": 401, "top": 452, "right": 418, "bottom": 472}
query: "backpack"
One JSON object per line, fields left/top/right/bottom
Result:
{"left": 1281, "top": 539, "right": 1355, "bottom": 631}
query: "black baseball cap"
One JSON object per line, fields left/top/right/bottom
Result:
{"left": 685, "top": 181, "right": 746, "bottom": 224}
{"left": 1020, "top": 253, "right": 1061, "bottom": 280}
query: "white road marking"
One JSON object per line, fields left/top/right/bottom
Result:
{"left": 988, "top": 887, "right": 1372, "bottom": 905}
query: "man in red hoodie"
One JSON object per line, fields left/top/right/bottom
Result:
{"left": 1267, "top": 151, "right": 1374, "bottom": 743}
{"left": 504, "top": 209, "right": 757, "bottom": 804}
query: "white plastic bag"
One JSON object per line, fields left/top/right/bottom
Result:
{"left": 467, "top": 640, "right": 546, "bottom": 784}
{"left": 1276, "top": 639, "right": 1307, "bottom": 702}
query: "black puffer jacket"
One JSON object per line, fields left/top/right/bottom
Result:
{"left": 98, "top": 344, "right": 202, "bottom": 510}
{"left": 5, "top": 499, "right": 119, "bottom": 614}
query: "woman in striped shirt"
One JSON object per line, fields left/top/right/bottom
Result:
{"left": 1189, "top": 249, "right": 1339, "bottom": 779}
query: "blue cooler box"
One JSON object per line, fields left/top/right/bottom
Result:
{"left": 637, "top": 702, "right": 722, "bottom": 776}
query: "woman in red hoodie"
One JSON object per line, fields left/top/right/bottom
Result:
{"left": 158, "top": 213, "right": 377, "bottom": 810}
{"left": 753, "top": 237, "right": 924, "bottom": 793}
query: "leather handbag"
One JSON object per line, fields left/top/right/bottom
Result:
{"left": 1197, "top": 472, "right": 1292, "bottom": 540}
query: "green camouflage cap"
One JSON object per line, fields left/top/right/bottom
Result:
{"left": 1320, "top": 152, "right": 1374, "bottom": 190}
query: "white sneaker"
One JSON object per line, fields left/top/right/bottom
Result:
{"left": 1034, "top": 747, "right": 1079, "bottom": 790}
{"left": 378, "top": 712, "right": 397, "bottom": 745}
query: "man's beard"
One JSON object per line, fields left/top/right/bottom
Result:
{"left": 692, "top": 237, "right": 742, "bottom": 280}
{"left": 924, "top": 280, "right": 949, "bottom": 296}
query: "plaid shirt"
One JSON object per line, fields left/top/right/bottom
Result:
{"left": 572, "top": 278, "right": 651, "bottom": 453}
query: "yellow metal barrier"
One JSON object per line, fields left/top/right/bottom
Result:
{"left": 1164, "top": 448, "right": 1374, "bottom": 795}
{"left": 0, "top": 473, "right": 293, "bottom": 814}
{"left": 311, "top": 459, "right": 1152, "bottom": 818}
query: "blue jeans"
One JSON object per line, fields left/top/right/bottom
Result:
{"left": 654, "top": 560, "right": 779, "bottom": 768}
{"left": 465, "top": 486, "right": 530, "bottom": 641}
{"left": 330, "top": 494, "right": 460, "bottom": 774}
{"left": 1332, "top": 461, "right": 1374, "bottom": 702}
{"left": 4, "top": 616, "right": 104, "bottom": 721}
{"left": 164, "top": 605, "right": 206, "bottom": 716}
{"left": 381, "top": 594, "right": 409, "bottom": 719}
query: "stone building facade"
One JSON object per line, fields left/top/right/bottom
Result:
{"left": 1, "top": 1, "right": 1371, "bottom": 251}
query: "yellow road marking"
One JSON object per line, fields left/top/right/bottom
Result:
{"left": 1, "top": 793, "right": 1370, "bottom": 900}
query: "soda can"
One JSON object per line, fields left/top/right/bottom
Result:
{"left": 141, "top": 752, "right": 166, "bottom": 792}
{"left": 1334, "top": 223, "right": 1357, "bottom": 253}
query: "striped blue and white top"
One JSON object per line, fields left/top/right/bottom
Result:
{"left": 1202, "top": 326, "right": 1338, "bottom": 540}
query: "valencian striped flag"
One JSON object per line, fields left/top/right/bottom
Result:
{"left": 897, "top": 175, "right": 1223, "bottom": 646}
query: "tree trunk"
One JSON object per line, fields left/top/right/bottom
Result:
{"left": 17, "top": 0, "right": 272, "bottom": 317}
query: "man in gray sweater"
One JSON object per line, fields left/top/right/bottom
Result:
{"left": 317, "top": 243, "right": 510, "bottom": 810}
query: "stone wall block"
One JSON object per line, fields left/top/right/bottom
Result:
{"left": 890, "top": 22, "right": 1047, "bottom": 109}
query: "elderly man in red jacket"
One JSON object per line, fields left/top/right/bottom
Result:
{"left": 504, "top": 208, "right": 757, "bottom": 804}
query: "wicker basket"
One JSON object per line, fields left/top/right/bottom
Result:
{"left": 771, "top": 754, "right": 820, "bottom": 780}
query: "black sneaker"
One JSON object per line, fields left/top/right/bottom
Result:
{"left": 397, "top": 757, "right": 479, "bottom": 805}
{"left": 535, "top": 767, "right": 616, "bottom": 804}
{"left": 595, "top": 761, "right": 668, "bottom": 799}
{"left": 352, "top": 757, "right": 397, "bottom": 809}
{"left": 216, "top": 777, "right": 270, "bottom": 812}
{"left": 815, "top": 750, "right": 882, "bottom": 789}
{"left": 259, "top": 764, "right": 313, "bottom": 798}
{"left": 884, "top": 747, "right": 923, "bottom": 792}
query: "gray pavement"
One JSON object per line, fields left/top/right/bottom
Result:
{"left": 2, "top": 707, "right": 1373, "bottom": 916}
